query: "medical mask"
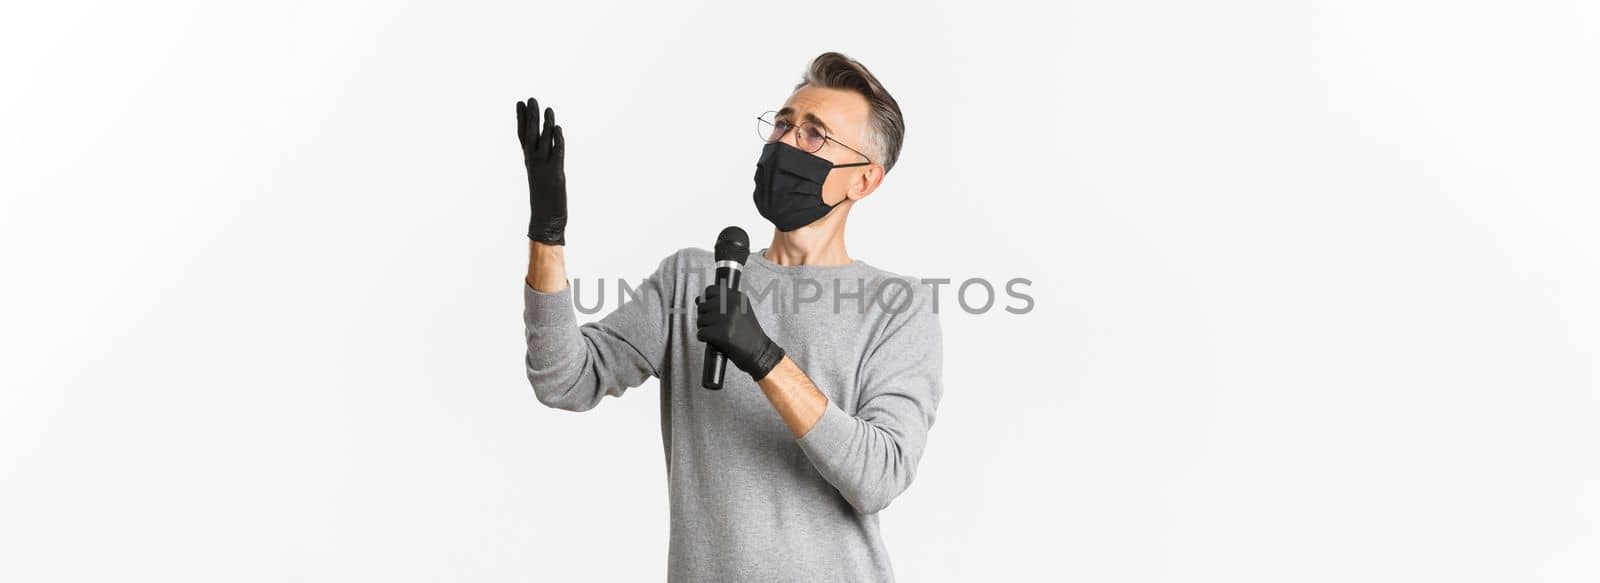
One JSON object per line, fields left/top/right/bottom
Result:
{"left": 751, "top": 141, "right": 843, "bottom": 232}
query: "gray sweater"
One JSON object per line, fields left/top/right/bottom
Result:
{"left": 522, "top": 247, "right": 943, "bottom": 582}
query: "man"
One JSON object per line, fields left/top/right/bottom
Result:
{"left": 518, "top": 52, "right": 942, "bottom": 582}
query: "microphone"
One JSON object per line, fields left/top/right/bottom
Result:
{"left": 702, "top": 226, "right": 750, "bottom": 390}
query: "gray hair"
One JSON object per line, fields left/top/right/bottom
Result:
{"left": 793, "top": 52, "right": 905, "bottom": 173}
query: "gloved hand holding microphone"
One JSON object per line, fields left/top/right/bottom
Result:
{"left": 696, "top": 282, "right": 786, "bottom": 383}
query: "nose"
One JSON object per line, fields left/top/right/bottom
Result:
{"left": 779, "top": 125, "right": 802, "bottom": 149}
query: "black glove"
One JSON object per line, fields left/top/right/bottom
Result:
{"left": 696, "top": 283, "right": 786, "bottom": 381}
{"left": 515, "top": 97, "right": 567, "bottom": 244}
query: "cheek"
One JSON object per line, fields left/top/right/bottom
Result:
{"left": 820, "top": 174, "right": 850, "bottom": 201}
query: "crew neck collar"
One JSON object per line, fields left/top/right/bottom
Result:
{"left": 749, "top": 247, "right": 867, "bottom": 274}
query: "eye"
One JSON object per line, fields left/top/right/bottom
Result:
{"left": 768, "top": 120, "right": 792, "bottom": 141}
{"left": 799, "top": 124, "right": 826, "bottom": 150}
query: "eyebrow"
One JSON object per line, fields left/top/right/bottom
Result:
{"left": 775, "top": 107, "right": 831, "bottom": 134}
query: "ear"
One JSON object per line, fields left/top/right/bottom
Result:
{"left": 845, "top": 164, "right": 886, "bottom": 202}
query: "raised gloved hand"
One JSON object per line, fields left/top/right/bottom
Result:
{"left": 696, "top": 283, "right": 786, "bottom": 381}
{"left": 515, "top": 97, "right": 567, "bottom": 244}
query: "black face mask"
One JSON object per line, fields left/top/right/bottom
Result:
{"left": 752, "top": 141, "right": 853, "bottom": 232}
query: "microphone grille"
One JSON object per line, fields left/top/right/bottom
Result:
{"left": 714, "top": 226, "right": 750, "bottom": 263}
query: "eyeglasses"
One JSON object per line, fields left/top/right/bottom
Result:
{"left": 756, "top": 110, "right": 873, "bottom": 168}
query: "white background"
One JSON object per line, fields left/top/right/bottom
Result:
{"left": 3, "top": 1, "right": 1598, "bottom": 581}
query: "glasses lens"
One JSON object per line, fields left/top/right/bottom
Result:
{"left": 757, "top": 112, "right": 782, "bottom": 143}
{"left": 797, "top": 123, "right": 826, "bottom": 152}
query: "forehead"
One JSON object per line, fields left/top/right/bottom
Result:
{"left": 781, "top": 85, "right": 870, "bottom": 134}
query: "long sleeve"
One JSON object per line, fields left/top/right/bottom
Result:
{"left": 793, "top": 281, "right": 944, "bottom": 514}
{"left": 522, "top": 254, "right": 677, "bottom": 412}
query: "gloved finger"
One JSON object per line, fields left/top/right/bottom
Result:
{"left": 713, "top": 288, "right": 736, "bottom": 309}
{"left": 695, "top": 328, "right": 709, "bottom": 342}
{"left": 527, "top": 98, "right": 542, "bottom": 151}
{"left": 551, "top": 125, "right": 564, "bottom": 160}
{"left": 541, "top": 107, "right": 557, "bottom": 154}
{"left": 516, "top": 101, "right": 527, "bottom": 143}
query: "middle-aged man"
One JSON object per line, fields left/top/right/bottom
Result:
{"left": 518, "top": 52, "right": 943, "bottom": 582}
